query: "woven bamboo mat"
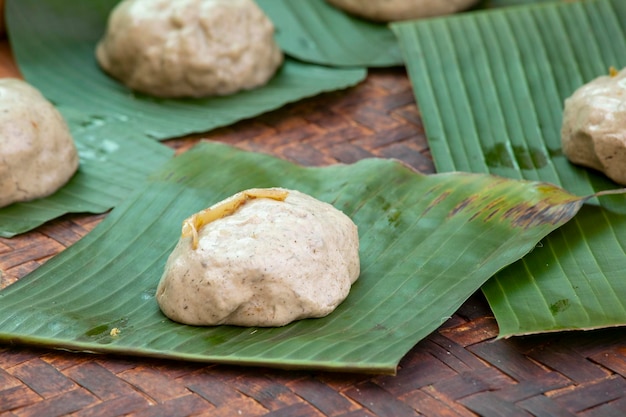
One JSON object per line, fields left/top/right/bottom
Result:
{"left": 1, "top": 46, "right": 626, "bottom": 416}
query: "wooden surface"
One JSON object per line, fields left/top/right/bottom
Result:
{"left": 1, "top": 36, "right": 626, "bottom": 417}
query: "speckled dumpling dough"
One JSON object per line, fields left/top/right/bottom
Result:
{"left": 561, "top": 67, "right": 626, "bottom": 185}
{"left": 156, "top": 188, "right": 360, "bottom": 327}
{"left": 0, "top": 79, "right": 79, "bottom": 208}
{"left": 325, "top": 0, "right": 479, "bottom": 21}
{"left": 96, "top": 0, "right": 284, "bottom": 98}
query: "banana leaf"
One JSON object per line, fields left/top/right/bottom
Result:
{"left": 0, "top": 106, "right": 173, "bottom": 237}
{"left": 484, "top": 0, "right": 567, "bottom": 6}
{"left": 6, "top": 0, "right": 366, "bottom": 141}
{"left": 0, "top": 141, "right": 604, "bottom": 373}
{"left": 392, "top": 0, "right": 626, "bottom": 336}
{"left": 256, "top": 0, "right": 553, "bottom": 68}
{"left": 257, "top": 0, "right": 404, "bottom": 67}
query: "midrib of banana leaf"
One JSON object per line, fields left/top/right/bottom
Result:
{"left": 392, "top": 0, "right": 626, "bottom": 336}
{"left": 0, "top": 141, "right": 593, "bottom": 373}
{"left": 6, "top": 0, "right": 366, "bottom": 142}
{"left": 0, "top": 106, "right": 173, "bottom": 237}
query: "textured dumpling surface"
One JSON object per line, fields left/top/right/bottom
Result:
{"left": 96, "top": 0, "right": 283, "bottom": 98}
{"left": 325, "top": 0, "right": 479, "bottom": 22}
{"left": 156, "top": 188, "right": 360, "bottom": 327}
{"left": 561, "top": 67, "right": 626, "bottom": 185}
{"left": 0, "top": 78, "right": 79, "bottom": 208}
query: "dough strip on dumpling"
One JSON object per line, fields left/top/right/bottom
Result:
{"left": 182, "top": 188, "right": 289, "bottom": 249}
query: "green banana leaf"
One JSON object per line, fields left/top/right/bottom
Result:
{"left": 392, "top": 0, "right": 626, "bottom": 336}
{"left": 484, "top": 0, "right": 567, "bottom": 6}
{"left": 0, "top": 106, "right": 173, "bottom": 237}
{"left": 0, "top": 142, "right": 604, "bottom": 373}
{"left": 6, "top": 0, "right": 366, "bottom": 142}
{"left": 256, "top": 0, "right": 553, "bottom": 68}
{"left": 257, "top": 0, "right": 404, "bottom": 67}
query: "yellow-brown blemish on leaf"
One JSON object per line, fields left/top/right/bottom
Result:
{"left": 423, "top": 191, "right": 451, "bottom": 216}
{"left": 181, "top": 188, "right": 289, "bottom": 249}
{"left": 448, "top": 182, "right": 507, "bottom": 222}
{"left": 477, "top": 197, "right": 506, "bottom": 222}
{"left": 609, "top": 66, "right": 619, "bottom": 77}
{"left": 504, "top": 199, "right": 584, "bottom": 229}
{"left": 449, "top": 196, "right": 475, "bottom": 218}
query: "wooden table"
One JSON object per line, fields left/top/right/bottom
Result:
{"left": 1, "top": 35, "right": 626, "bottom": 417}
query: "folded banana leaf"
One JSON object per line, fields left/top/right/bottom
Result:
{"left": 257, "top": 0, "right": 404, "bottom": 67}
{"left": 392, "top": 0, "right": 626, "bottom": 336}
{"left": 6, "top": 0, "right": 366, "bottom": 141}
{"left": 0, "top": 142, "right": 596, "bottom": 373}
